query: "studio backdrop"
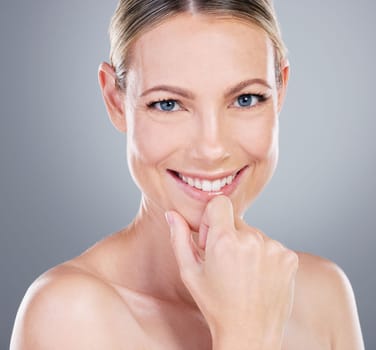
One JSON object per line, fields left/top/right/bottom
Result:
{"left": 0, "top": 1, "right": 375, "bottom": 348}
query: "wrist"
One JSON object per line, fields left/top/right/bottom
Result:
{"left": 212, "top": 337, "right": 258, "bottom": 350}
{"left": 210, "top": 326, "right": 283, "bottom": 350}
{"left": 212, "top": 337, "right": 282, "bottom": 350}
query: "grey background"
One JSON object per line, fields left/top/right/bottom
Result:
{"left": 1, "top": 0, "right": 374, "bottom": 348}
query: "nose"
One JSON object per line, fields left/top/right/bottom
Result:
{"left": 190, "top": 109, "right": 230, "bottom": 163}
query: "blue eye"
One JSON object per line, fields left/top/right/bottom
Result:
{"left": 235, "top": 94, "right": 259, "bottom": 108}
{"left": 150, "top": 99, "right": 180, "bottom": 112}
{"left": 235, "top": 94, "right": 267, "bottom": 108}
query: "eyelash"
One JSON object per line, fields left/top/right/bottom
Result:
{"left": 146, "top": 93, "right": 269, "bottom": 113}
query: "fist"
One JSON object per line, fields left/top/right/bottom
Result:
{"left": 166, "top": 195, "right": 299, "bottom": 345}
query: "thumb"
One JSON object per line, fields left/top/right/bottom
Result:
{"left": 165, "top": 211, "right": 202, "bottom": 276}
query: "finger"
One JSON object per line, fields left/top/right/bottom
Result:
{"left": 236, "top": 219, "right": 270, "bottom": 242}
{"left": 200, "top": 195, "right": 235, "bottom": 250}
{"left": 234, "top": 215, "right": 247, "bottom": 231}
{"left": 202, "top": 195, "right": 235, "bottom": 230}
{"left": 165, "top": 211, "right": 201, "bottom": 276}
{"left": 198, "top": 222, "right": 208, "bottom": 250}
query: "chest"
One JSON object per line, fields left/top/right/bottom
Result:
{"left": 281, "top": 316, "right": 331, "bottom": 350}
{"left": 138, "top": 306, "right": 331, "bottom": 350}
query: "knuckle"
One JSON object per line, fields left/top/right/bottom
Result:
{"left": 246, "top": 229, "right": 264, "bottom": 244}
{"left": 266, "top": 239, "right": 285, "bottom": 253}
{"left": 238, "top": 230, "right": 264, "bottom": 253}
{"left": 285, "top": 250, "right": 299, "bottom": 268}
{"left": 241, "top": 229, "right": 261, "bottom": 243}
{"left": 252, "top": 230, "right": 265, "bottom": 243}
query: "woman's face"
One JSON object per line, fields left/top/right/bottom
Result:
{"left": 118, "top": 13, "right": 288, "bottom": 230}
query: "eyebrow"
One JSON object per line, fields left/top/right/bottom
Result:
{"left": 140, "top": 85, "right": 194, "bottom": 99}
{"left": 140, "top": 78, "right": 272, "bottom": 99}
{"left": 227, "top": 78, "right": 272, "bottom": 96}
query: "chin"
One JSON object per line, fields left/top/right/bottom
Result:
{"left": 172, "top": 202, "right": 207, "bottom": 233}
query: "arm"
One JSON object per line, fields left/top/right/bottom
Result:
{"left": 328, "top": 264, "right": 365, "bottom": 350}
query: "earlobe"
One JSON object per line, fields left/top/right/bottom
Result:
{"left": 277, "top": 58, "right": 290, "bottom": 114}
{"left": 98, "top": 62, "right": 127, "bottom": 133}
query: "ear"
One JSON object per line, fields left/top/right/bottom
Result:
{"left": 98, "top": 62, "right": 127, "bottom": 133}
{"left": 277, "top": 58, "right": 290, "bottom": 114}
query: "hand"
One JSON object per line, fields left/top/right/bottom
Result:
{"left": 166, "top": 195, "right": 299, "bottom": 347}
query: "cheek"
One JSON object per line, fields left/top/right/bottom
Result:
{"left": 236, "top": 115, "right": 279, "bottom": 161}
{"left": 126, "top": 118, "right": 169, "bottom": 192}
{"left": 126, "top": 115, "right": 185, "bottom": 174}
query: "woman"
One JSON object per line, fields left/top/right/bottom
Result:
{"left": 11, "top": 0, "right": 364, "bottom": 349}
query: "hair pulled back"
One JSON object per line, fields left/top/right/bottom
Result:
{"left": 109, "top": 0, "right": 287, "bottom": 90}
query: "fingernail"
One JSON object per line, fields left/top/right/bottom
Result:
{"left": 165, "top": 211, "right": 174, "bottom": 226}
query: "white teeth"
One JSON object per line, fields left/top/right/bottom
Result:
{"left": 202, "top": 180, "right": 212, "bottom": 192}
{"left": 194, "top": 178, "right": 202, "bottom": 189}
{"left": 178, "top": 172, "right": 237, "bottom": 192}
{"left": 212, "top": 179, "right": 221, "bottom": 191}
{"left": 220, "top": 177, "right": 227, "bottom": 187}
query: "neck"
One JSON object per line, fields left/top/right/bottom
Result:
{"left": 123, "top": 196, "right": 200, "bottom": 310}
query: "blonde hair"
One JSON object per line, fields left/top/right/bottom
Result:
{"left": 109, "top": 0, "right": 287, "bottom": 90}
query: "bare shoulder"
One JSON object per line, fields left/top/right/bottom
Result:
{"left": 10, "top": 262, "right": 146, "bottom": 350}
{"left": 295, "top": 251, "right": 359, "bottom": 306}
{"left": 295, "top": 251, "right": 345, "bottom": 288}
{"left": 294, "top": 251, "right": 365, "bottom": 350}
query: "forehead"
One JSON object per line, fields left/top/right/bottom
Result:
{"left": 127, "top": 13, "right": 275, "bottom": 91}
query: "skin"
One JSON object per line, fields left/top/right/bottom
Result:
{"left": 10, "top": 13, "right": 364, "bottom": 350}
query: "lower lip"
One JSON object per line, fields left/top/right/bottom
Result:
{"left": 168, "top": 166, "right": 249, "bottom": 202}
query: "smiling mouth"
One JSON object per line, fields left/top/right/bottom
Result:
{"left": 168, "top": 166, "right": 247, "bottom": 193}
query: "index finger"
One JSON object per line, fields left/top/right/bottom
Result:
{"left": 200, "top": 195, "right": 236, "bottom": 250}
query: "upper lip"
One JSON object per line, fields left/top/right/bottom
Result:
{"left": 168, "top": 165, "right": 247, "bottom": 181}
